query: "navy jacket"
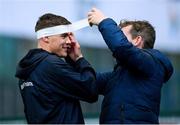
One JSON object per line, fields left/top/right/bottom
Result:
{"left": 15, "top": 49, "right": 98, "bottom": 124}
{"left": 96, "top": 19, "right": 173, "bottom": 124}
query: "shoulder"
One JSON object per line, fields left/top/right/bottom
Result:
{"left": 45, "top": 54, "right": 65, "bottom": 64}
{"left": 41, "top": 54, "right": 68, "bottom": 70}
{"left": 143, "top": 49, "right": 169, "bottom": 61}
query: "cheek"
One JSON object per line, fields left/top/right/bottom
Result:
{"left": 57, "top": 39, "right": 65, "bottom": 45}
{"left": 50, "top": 42, "right": 57, "bottom": 48}
{"left": 53, "top": 40, "right": 62, "bottom": 47}
{"left": 49, "top": 42, "right": 60, "bottom": 51}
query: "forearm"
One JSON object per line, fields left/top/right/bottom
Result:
{"left": 98, "top": 18, "right": 131, "bottom": 52}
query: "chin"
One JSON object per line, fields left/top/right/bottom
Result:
{"left": 61, "top": 53, "right": 68, "bottom": 57}
{"left": 56, "top": 53, "right": 67, "bottom": 57}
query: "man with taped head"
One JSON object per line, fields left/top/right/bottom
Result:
{"left": 15, "top": 13, "right": 98, "bottom": 124}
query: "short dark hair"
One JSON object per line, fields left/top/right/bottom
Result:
{"left": 35, "top": 13, "right": 71, "bottom": 32}
{"left": 119, "top": 20, "right": 156, "bottom": 49}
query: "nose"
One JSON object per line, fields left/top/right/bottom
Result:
{"left": 65, "top": 37, "right": 71, "bottom": 44}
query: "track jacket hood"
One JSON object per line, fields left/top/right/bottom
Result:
{"left": 15, "top": 49, "right": 49, "bottom": 80}
{"left": 145, "top": 49, "right": 173, "bottom": 83}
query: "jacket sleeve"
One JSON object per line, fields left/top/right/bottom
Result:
{"left": 46, "top": 57, "right": 98, "bottom": 103}
{"left": 96, "top": 72, "right": 112, "bottom": 95}
{"left": 98, "top": 18, "right": 156, "bottom": 77}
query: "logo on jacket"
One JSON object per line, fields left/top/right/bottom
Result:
{"left": 20, "top": 82, "right": 33, "bottom": 90}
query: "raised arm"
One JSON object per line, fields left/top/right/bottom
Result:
{"left": 88, "top": 8, "right": 156, "bottom": 76}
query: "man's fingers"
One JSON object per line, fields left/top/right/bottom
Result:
{"left": 87, "top": 14, "right": 94, "bottom": 26}
{"left": 88, "top": 12, "right": 94, "bottom": 19}
{"left": 91, "top": 7, "right": 97, "bottom": 12}
{"left": 68, "top": 34, "right": 77, "bottom": 43}
{"left": 88, "top": 11, "right": 92, "bottom": 16}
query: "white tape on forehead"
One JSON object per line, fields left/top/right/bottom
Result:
{"left": 36, "top": 18, "right": 89, "bottom": 39}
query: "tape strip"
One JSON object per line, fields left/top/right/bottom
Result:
{"left": 36, "top": 18, "right": 89, "bottom": 39}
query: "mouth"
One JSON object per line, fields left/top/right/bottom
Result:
{"left": 61, "top": 43, "right": 73, "bottom": 53}
{"left": 62, "top": 47, "right": 68, "bottom": 51}
{"left": 65, "top": 45, "right": 72, "bottom": 50}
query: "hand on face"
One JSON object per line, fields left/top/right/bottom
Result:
{"left": 88, "top": 7, "right": 107, "bottom": 26}
{"left": 67, "top": 33, "right": 83, "bottom": 61}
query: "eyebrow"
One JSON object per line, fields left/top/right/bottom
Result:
{"left": 60, "top": 33, "right": 68, "bottom": 37}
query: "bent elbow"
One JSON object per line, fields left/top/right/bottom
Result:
{"left": 81, "top": 75, "right": 98, "bottom": 103}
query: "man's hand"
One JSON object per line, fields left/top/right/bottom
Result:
{"left": 67, "top": 33, "right": 83, "bottom": 62}
{"left": 88, "top": 7, "right": 107, "bottom": 26}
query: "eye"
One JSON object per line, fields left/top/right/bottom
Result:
{"left": 68, "top": 32, "right": 73, "bottom": 36}
{"left": 60, "top": 33, "right": 68, "bottom": 38}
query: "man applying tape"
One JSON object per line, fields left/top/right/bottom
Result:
{"left": 15, "top": 13, "right": 98, "bottom": 124}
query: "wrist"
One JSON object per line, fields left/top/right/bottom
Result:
{"left": 75, "top": 55, "right": 83, "bottom": 61}
{"left": 98, "top": 17, "right": 108, "bottom": 25}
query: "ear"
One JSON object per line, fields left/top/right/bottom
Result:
{"left": 41, "top": 37, "right": 49, "bottom": 43}
{"left": 133, "top": 36, "right": 144, "bottom": 48}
